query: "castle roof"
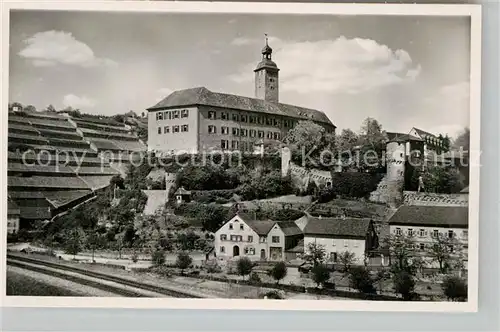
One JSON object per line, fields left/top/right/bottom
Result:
{"left": 148, "top": 87, "right": 334, "bottom": 127}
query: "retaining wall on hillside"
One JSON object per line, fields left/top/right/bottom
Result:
{"left": 402, "top": 191, "right": 469, "bottom": 207}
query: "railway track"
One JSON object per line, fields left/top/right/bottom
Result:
{"left": 7, "top": 254, "right": 204, "bottom": 298}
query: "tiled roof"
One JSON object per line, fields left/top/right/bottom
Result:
{"left": 79, "top": 175, "right": 114, "bottom": 191}
{"left": 175, "top": 187, "right": 191, "bottom": 195}
{"left": 412, "top": 127, "right": 437, "bottom": 139}
{"left": 148, "top": 87, "right": 334, "bottom": 127}
{"left": 388, "top": 206, "right": 468, "bottom": 228}
{"left": 246, "top": 220, "right": 276, "bottom": 236}
{"left": 386, "top": 132, "right": 423, "bottom": 142}
{"left": 277, "top": 221, "right": 303, "bottom": 236}
{"left": 44, "top": 190, "right": 93, "bottom": 209}
{"left": 303, "top": 217, "right": 372, "bottom": 238}
{"left": 286, "top": 238, "right": 304, "bottom": 253}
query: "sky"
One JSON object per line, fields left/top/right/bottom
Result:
{"left": 9, "top": 10, "right": 471, "bottom": 138}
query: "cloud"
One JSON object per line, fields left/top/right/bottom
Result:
{"left": 230, "top": 36, "right": 421, "bottom": 95}
{"left": 155, "top": 87, "right": 174, "bottom": 102}
{"left": 231, "top": 37, "right": 256, "bottom": 46}
{"left": 19, "top": 30, "right": 117, "bottom": 68}
{"left": 421, "top": 81, "right": 470, "bottom": 137}
{"left": 62, "top": 94, "right": 96, "bottom": 109}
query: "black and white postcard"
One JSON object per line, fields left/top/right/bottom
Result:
{"left": 1, "top": 1, "right": 481, "bottom": 312}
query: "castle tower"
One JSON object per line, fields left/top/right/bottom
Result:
{"left": 254, "top": 34, "right": 279, "bottom": 103}
{"left": 385, "top": 140, "right": 406, "bottom": 208}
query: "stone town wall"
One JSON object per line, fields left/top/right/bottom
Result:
{"left": 402, "top": 191, "right": 469, "bottom": 207}
{"left": 289, "top": 163, "right": 333, "bottom": 189}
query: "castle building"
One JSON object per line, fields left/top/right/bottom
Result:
{"left": 147, "top": 37, "right": 336, "bottom": 154}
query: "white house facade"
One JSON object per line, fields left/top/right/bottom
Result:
{"left": 302, "top": 217, "right": 379, "bottom": 265}
{"left": 213, "top": 213, "right": 303, "bottom": 262}
{"left": 388, "top": 205, "right": 469, "bottom": 269}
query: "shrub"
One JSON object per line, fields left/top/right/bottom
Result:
{"left": 269, "top": 261, "right": 288, "bottom": 285}
{"left": 176, "top": 252, "right": 193, "bottom": 274}
{"left": 393, "top": 270, "right": 416, "bottom": 301}
{"left": 205, "top": 261, "right": 222, "bottom": 274}
{"left": 442, "top": 276, "right": 467, "bottom": 302}
{"left": 131, "top": 252, "right": 138, "bottom": 263}
{"left": 263, "top": 290, "right": 284, "bottom": 299}
{"left": 317, "top": 173, "right": 384, "bottom": 201}
{"left": 151, "top": 249, "right": 166, "bottom": 266}
{"left": 249, "top": 272, "right": 262, "bottom": 283}
{"left": 311, "top": 264, "right": 330, "bottom": 287}
{"left": 348, "top": 266, "right": 377, "bottom": 294}
{"left": 236, "top": 257, "right": 254, "bottom": 280}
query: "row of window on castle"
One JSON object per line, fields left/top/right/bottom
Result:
{"left": 209, "top": 125, "right": 280, "bottom": 139}
{"left": 158, "top": 124, "right": 281, "bottom": 140}
{"left": 394, "top": 228, "right": 468, "bottom": 239}
{"left": 155, "top": 109, "right": 297, "bottom": 128}
{"left": 157, "top": 124, "right": 189, "bottom": 134}
{"left": 220, "top": 140, "right": 256, "bottom": 151}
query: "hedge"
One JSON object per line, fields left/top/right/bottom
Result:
{"left": 317, "top": 172, "right": 384, "bottom": 202}
{"left": 147, "top": 267, "right": 400, "bottom": 301}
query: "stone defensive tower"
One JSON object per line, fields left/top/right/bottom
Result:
{"left": 385, "top": 140, "right": 406, "bottom": 208}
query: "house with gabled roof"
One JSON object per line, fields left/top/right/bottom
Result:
{"left": 213, "top": 212, "right": 303, "bottom": 262}
{"left": 302, "top": 216, "right": 379, "bottom": 265}
{"left": 387, "top": 206, "right": 468, "bottom": 264}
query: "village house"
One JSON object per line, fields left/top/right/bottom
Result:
{"left": 213, "top": 213, "right": 303, "bottom": 261}
{"left": 302, "top": 216, "right": 379, "bottom": 264}
{"left": 174, "top": 187, "right": 192, "bottom": 205}
{"left": 388, "top": 205, "right": 468, "bottom": 267}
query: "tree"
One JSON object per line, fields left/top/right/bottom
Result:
{"left": 311, "top": 264, "right": 330, "bottom": 288}
{"left": 427, "top": 232, "right": 462, "bottom": 273}
{"left": 383, "top": 234, "right": 423, "bottom": 275}
{"left": 236, "top": 257, "right": 253, "bottom": 280}
{"left": 23, "top": 104, "right": 37, "bottom": 113}
{"left": 64, "top": 228, "right": 85, "bottom": 259}
{"left": 269, "top": 261, "right": 288, "bottom": 285}
{"left": 110, "top": 175, "right": 125, "bottom": 190}
{"left": 152, "top": 249, "right": 166, "bottom": 266}
{"left": 176, "top": 252, "right": 193, "bottom": 274}
{"left": 393, "top": 270, "right": 416, "bottom": 301}
{"left": 86, "top": 230, "right": 99, "bottom": 262}
{"left": 442, "top": 276, "right": 467, "bottom": 302}
{"left": 358, "top": 117, "right": 387, "bottom": 156}
{"left": 338, "top": 251, "right": 356, "bottom": 273}
{"left": 302, "top": 242, "right": 326, "bottom": 267}
{"left": 45, "top": 104, "right": 57, "bottom": 113}
{"left": 336, "top": 128, "right": 359, "bottom": 156}
{"left": 348, "top": 266, "right": 376, "bottom": 294}
{"left": 453, "top": 127, "right": 470, "bottom": 152}
{"left": 284, "top": 120, "right": 335, "bottom": 169}
{"left": 374, "top": 268, "right": 391, "bottom": 294}
{"left": 421, "top": 165, "right": 462, "bottom": 194}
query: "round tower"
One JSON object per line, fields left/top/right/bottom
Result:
{"left": 385, "top": 140, "right": 406, "bottom": 208}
